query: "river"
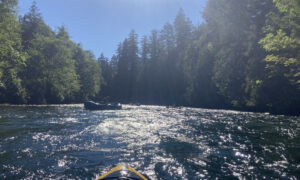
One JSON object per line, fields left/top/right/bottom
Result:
{"left": 0, "top": 104, "right": 299, "bottom": 179}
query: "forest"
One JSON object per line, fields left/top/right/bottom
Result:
{"left": 0, "top": 0, "right": 299, "bottom": 115}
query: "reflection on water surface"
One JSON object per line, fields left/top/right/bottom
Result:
{"left": 0, "top": 105, "right": 299, "bottom": 179}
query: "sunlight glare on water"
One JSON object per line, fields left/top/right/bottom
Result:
{"left": 0, "top": 104, "right": 299, "bottom": 179}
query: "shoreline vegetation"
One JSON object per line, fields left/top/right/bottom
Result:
{"left": 0, "top": 0, "right": 300, "bottom": 116}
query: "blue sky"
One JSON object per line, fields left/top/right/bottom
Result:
{"left": 18, "top": 0, "right": 206, "bottom": 59}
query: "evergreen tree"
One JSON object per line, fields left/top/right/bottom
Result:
{"left": 115, "top": 30, "right": 139, "bottom": 102}
{"left": 160, "top": 23, "right": 175, "bottom": 56}
{"left": 98, "top": 53, "right": 111, "bottom": 101}
{"left": 21, "top": 1, "right": 54, "bottom": 50}
{"left": 0, "top": 0, "right": 297, "bottom": 114}
{"left": 203, "top": 0, "right": 273, "bottom": 108}
{"left": 138, "top": 36, "right": 150, "bottom": 102}
{"left": 73, "top": 46, "right": 102, "bottom": 102}
{"left": 183, "top": 25, "right": 222, "bottom": 108}
{"left": 148, "top": 30, "right": 164, "bottom": 104}
{"left": 172, "top": 9, "right": 193, "bottom": 105}
{"left": 160, "top": 23, "right": 177, "bottom": 104}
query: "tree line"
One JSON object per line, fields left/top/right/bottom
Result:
{"left": 1, "top": 0, "right": 299, "bottom": 115}
{"left": 99, "top": 0, "right": 300, "bottom": 115}
{"left": 0, "top": 0, "right": 102, "bottom": 104}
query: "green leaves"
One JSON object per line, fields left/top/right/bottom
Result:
{"left": 260, "top": 29, "right": 299, "bottom": 51}
{"left": 260, "top": 0, "right": 300, "bottom": 90}
{"left": 0, "top": 0, "right": 27, "bottom": 103}
{"left": 0, "top": 1, "right": 103, "bottom": 104}
{"left": 24, "top": 35, "right": 78, "bottom": 103}
{"left": 255, "top": 0, "right": 300, "bottom": 114}
{"left": 273, "top": 0, "right": 300, "bottom": 17}
{"left": 264, "top": 55, "right": 297, "bottom": 67}
{"left": 0, "top": 0, "right": 299, "bottom": 114}
{"left": 74, "top": 46, "right": 102, "bottom": 101}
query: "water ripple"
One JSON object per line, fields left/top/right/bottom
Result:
{"left": 0, "top": 105, "right": 299, "bottom": 179}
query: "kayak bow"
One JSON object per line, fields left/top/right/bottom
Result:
{"left": 96, "top": 164, "right": 148, "bottom": 180}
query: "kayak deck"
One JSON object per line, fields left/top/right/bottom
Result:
{"left": 96, "top": 164, "right": 148, "bottom": 180}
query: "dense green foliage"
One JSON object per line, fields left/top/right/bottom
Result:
{"left": 99, "top": 0, "right": 300, "bottom": 115}
{"left": 0, "top": 1, "right": 102, "bottom": 104}
{"left": 0, "top": 0, "right": 26, "bottom": 103}
{"left": 0, "top": 0, "right": 299, "bottom": 115}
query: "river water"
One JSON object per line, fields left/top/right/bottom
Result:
{"left": 0, "top": 105, "right": 299, "bottom": 179}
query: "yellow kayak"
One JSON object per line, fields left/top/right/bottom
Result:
{"left": 96, "top": 164, "right": 149, "bottom": 180}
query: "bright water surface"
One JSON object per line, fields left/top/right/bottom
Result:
{"left": 0, "top": 105, "right": 299, "bottom": 179}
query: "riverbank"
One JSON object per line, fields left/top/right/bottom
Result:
{"left": 0, "top": 102, "right": 299, "bottom": 116}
